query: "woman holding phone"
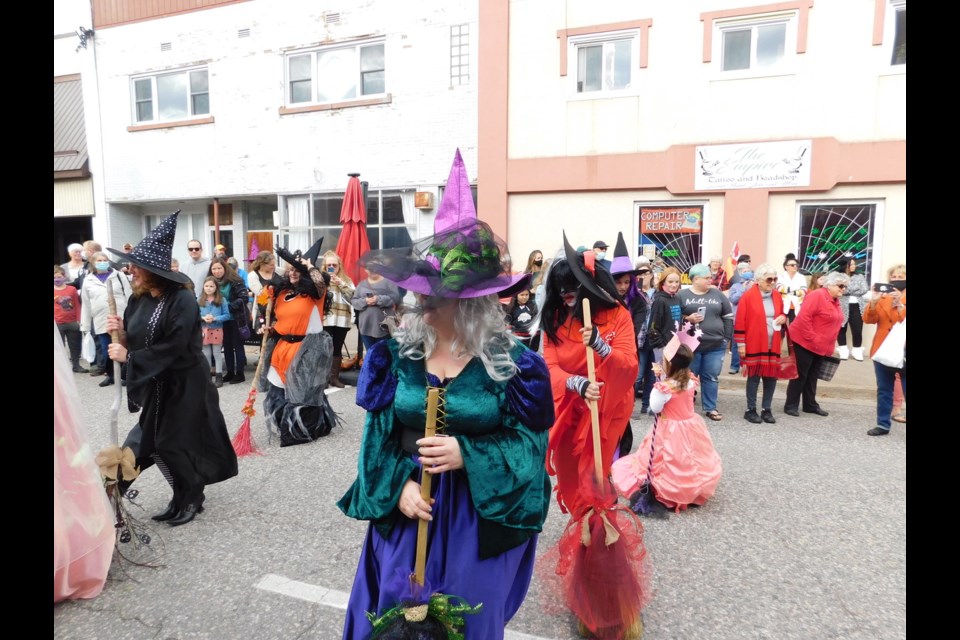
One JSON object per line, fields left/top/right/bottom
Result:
{"left": 863, "top": 264, "right": 906, "bottom": 436}
{"left": 321, "top": 250, "right": 355, "bottom": 388}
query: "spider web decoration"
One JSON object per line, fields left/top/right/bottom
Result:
{"left": 798, "top": 204, "right": 875, "bottom": 281}
{"left": 638, "top": 230, "right": 701, "bottom": 274}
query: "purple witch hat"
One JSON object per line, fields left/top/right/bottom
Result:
{"left": 359, "top": 149, "right": 529, "bottom": 298}
{"left": 609, "top": 231, "right": 639, "bottom": 276}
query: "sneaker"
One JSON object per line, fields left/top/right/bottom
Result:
{"left": 729, "top": 368, "right": 740, "bottom": 375}
{"left": 851, "top": 347, "right": 864, "bottom": 361}
{"left": 866, "top": 427, "right": 890, "bottom": 436}
{"left": 744, "top": 409, "right": 762, "bottom": 424}
{"left": 837, "top": 345, "right": 850, "bottom": 360}
{"left": 761, "top": 409, "right": 777, "bottom": 424}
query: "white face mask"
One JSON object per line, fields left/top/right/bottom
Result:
{"left": 595, "top": 251, "right": 606, "bottom": 261}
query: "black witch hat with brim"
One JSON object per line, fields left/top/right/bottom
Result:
{"left": 106, "top": 210, "right": 192, "bottom": 285}
{"left": 562, "top": 232, "right": 618, "bottom": 305}
{"left": 276, "top": 238, "right": 324, "bottom": 275}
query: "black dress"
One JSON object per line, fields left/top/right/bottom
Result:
{"left": 124, "top": 287, "right": 238, "bottom": 507}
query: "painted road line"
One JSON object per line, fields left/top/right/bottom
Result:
{"left": 254, "top": 574, "right": 556, "bottom": 640}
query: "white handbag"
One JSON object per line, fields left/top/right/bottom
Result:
{"left": 872, "top": 318, "right": 905, "bottom": 369}
{"left": 81, "top": 332, "right": 97, "bottom": 364}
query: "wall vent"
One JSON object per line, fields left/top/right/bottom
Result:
{"left": 160, "top": 42, "right": 172, "bottom": 52}
{"left": 322, "top": 11, "right": 341, "bottom": 25}
{"left": 238, "top": 28, "right": 251, "bottom": 38}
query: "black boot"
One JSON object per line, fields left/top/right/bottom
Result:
{"left": 168, "top": 503, "right": 203, "bottom": 526}
{"left": 229, "top": 372, "right": 246, "bottom": 384}
{"left": 151, "top": 500, "right": 180, "bottom": 522}
{"left": 222, "top": 370, "right": 235, "bottom": 383}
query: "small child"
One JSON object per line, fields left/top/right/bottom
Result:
{"left": 54, "top": 265, "right": 87, "bottom": 372}
{"left": 611, "top": 344, "right": 722, "bottom": 513}
{"left": 507, "top": 289, "right": 539, "bottom": 349}
{"left": 199, "top": 276, "right": 232, "bottom": 387}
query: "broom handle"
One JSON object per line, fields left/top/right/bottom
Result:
{"left": 582, "top": 299, "right": 604, "bottom": 486}
{"left": 248, "top": 292, "right": 275, "bottom": 391}
{"left": 414, "top": 388, "right": 440, "bottom": 586}
{"left": 106, "top": 278, "right": 122, "bottom": 446}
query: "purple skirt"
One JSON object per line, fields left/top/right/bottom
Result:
{"left": 342, "top": 464, "right": 538, "bottom": 639}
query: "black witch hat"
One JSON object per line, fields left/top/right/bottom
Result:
{"left": 106, "top": 210, "right": 191, "bottom": 285}
{"left": 562, "top": 232, "right": 618, "bottom": 305}
{"left": 276, "top": 238, "right": 324, "bottom": 275}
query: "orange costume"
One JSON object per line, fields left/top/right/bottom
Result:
{"left": 544, "top": 303, "right": 639, "bottom": 517}
{"left": 268, "top": 290, "right": 327, "bottom": 385}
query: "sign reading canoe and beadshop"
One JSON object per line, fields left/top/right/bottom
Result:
{"left": 694, "top": 140, "right": 812, "bottom": 190}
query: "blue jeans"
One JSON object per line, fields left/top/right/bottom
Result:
{"left": 635, "top": 346, "right": 656, "bottom": 409}
{"left": 691, "top": 346, "right": 725, "bottom": 412}
{"left": 96, "top": 333, "right": 112, "bottom": 377}
{"left": 874, "top": 361, "right": 906, "bottom": 431}
{"left": 730, "top": 341, "right": 741, "bottom": 370}
{"left": 360, "top": 334, "right": 387, "bottom": 351}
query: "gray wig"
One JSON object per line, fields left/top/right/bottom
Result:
{"left": 753, "top": 263, "right": 777, "bottom": 279}
{"left": 822, "top": 272, "right": 851, "bottom": 287}
{"left": 395, "top": 295, "right": 518, "bottom": 382}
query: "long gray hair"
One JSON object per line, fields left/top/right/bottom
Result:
{"left": 396, "top": 295, "right": 519, "bottom": 382}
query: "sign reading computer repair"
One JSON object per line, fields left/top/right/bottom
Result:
{"left": 694, "top": 140, "right": 812, "bottom": 190}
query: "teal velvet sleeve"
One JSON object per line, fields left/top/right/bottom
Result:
{"left": 336, "top": 342, "right": 417, "bottom": 537}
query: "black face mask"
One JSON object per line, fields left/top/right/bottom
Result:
{"left": 533, "top": 259, "right": 543, "bottom": 267}
{"left": 890, "top": 280, "right": 906, "bottom": 291}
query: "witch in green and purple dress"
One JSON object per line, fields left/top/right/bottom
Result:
{"left": 337, "top": 151, "right": 554, "bottom": 639}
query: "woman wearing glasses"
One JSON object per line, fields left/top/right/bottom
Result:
{"left": 782, "top": 272, "right": 848, "bottom": 418}
{"left": 733, "top": 264, "right": 788, "bottom": 424}
{"left": 777, "top": 253, "right": 808, "bottom": 321}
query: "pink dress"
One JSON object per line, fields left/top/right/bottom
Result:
{"left": 54, "top": 323, "right": 115, "bottom": 603}
{"left": 611, "top": 378, "right": 722, "bottom": 512}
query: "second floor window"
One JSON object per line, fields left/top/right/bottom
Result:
{"left": 570, "top": 32, "right": 638, "bottom": 94}
{"left": 287, "top": 41, "right": 385, "bottom": 105}
{"left": 716, "top": 13, "right": 796, "bottom": 75}
{"left": 890, "top": 2, "right": 906, "bottom": 65}
{"left": 132, "top": 68, "right": 209, "bottom": 123}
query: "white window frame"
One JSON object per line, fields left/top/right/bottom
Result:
{"left": 712, "top": 12, "right": 798, "bottom": 80}
{"left": 130, "top": 66, "right": 210, "bottom": 124}
{"left": 567, "top": 29, "right": 641, "bottom": 100}
{"left": 884, "top": 1, "right": 906, "bottom": 73}
{"left": 284, "top": 39, "right": 386, "bottom": 106}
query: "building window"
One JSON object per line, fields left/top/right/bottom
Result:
{"left": 715, "top": 13, "right": 797, "bottom": 76}
{"left": 286, "top": 40, "right": 385, "bottom": 105}
{"left": 636, "top": 204, "right": 704, "bottom": 279}
{"left": 132, "top": 68, "right": 209, "bottom": 123}
{"left": 798, "top": 203, "right": 877, "bottom": 283}
{"left": 450, "top": 24, "right": 470, "bottom": 85}
{"left": 890, "top": 2, "right": 906, "bottom": 65}
{"left": 569, "top": 31, "right": 638, "bottom": 94}
{"left": 277, "top": 189, "right": 417, "bottom": 265}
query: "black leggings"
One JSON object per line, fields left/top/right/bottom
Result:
{"left": 325, "top": 326, "right": 349, "bottom": 356}
{"left": 837, "top": 303, "right": 863, "bottom": 347}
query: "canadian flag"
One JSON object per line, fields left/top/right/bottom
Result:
{"left": 724, "top": 241, "right": 740, "bottom": 280}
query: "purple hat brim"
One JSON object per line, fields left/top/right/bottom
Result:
{"left": 384, "top": 271, "right": 530, "bottom": 299}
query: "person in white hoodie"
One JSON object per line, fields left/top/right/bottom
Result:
{"left": 182, "top": 239, "right": 211, "bottom": 300}
{"left": 80, "top": 252, "right": 131, "bottom": 385}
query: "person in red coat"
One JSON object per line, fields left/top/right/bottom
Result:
{"left": 733, "top": 263, "right": 788, "bottom": 423}
{"left": 783, "top": 271, "right": 848, "bottom": 417}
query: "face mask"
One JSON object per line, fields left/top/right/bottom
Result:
{"left": 741, "top": 272, "right": 754, "bottom": 281}
{"left": 594, "top": 251, "right": 606, "bottom": 261}
{"left": 95, "top": 261, "right": 110, "bottom": 272}
{"left": 890, "top": 280, "right": 906, "bottom": 291}
{"left": 54, "top": 277, "right": 67, "bottom": 286}
{"left": 533, "top": 259, "right": 543, "bottom": 267}
{"left": 326, "top": 266, "right": 336, "bottom": 273}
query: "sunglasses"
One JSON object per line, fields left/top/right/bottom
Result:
{"left": 637, "top": 270, "right": 651, "bottom": 275}
{"left": 188, "top": 247, "right": 201, "bottom": 252}
{"left": 786, "top": 263, "right": 798, "bottom": 267}
{"left": 762, "top": 277, "right": 777, "bottom": 283}
{"left": 835, "top": 284, "right": 848, "bottom": 290}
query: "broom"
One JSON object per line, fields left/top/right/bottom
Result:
{"left": 232, "top": 289, "right": 274, "bottom": 456}
{"left": 557, "top": 299, "right": 648, "bottom": 640}
{"left": 366, "top": 388, "right": 482, "bottom": 638}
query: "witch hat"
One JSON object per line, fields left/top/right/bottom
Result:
{"left": 609, "top": 232, "right": 639, "bottom": 277}
{"left": 433, "top": 149, "right": 476, "bottom": 235}
{"left": 277, "top": 238, "right": 324, "bottom": 274}
{"left": 562, "top": 232, "right": 617, "bottom": 304}
{"left": 106, "top": 210, "right": 191, "bottom": 285}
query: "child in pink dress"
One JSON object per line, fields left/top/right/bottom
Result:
{"left": 612, "top": 344, "right": 722, "bottom": 513}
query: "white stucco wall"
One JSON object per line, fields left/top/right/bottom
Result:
{"left": 91, "top": 0, "right": 478, "bottom": 203}
{"left": 508, "top": 0, "right": 907, "bottom": 158}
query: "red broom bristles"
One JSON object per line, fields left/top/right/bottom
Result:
{"left": 232, "top": 390, "right": 262, "bottom": 456}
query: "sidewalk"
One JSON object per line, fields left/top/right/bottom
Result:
{"left": 718, "top": 349, "right": 880, "bottom": 402}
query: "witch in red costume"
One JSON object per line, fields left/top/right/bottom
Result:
{"left": 539, "top": 235, "right": 650, "bottom": 639}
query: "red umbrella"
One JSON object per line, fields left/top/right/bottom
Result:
{"left": 335, "top": 173, "right": 372, "bottom": 285}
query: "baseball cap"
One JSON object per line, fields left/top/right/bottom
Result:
{"left": 592, "top": 240, "right": 609, "bottom": 250}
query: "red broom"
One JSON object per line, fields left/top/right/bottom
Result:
{"left": 554, "top": 299, "right": 650, "bottom": 639}
{"left": 232, "top": 290, "right": 274, "bottom": 456}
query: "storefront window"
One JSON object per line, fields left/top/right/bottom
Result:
{"left": 636, "top": 204, "right": 704, "bottom": 279}
{"left": 798, "top": 203, "right": 876, "bottom": 282}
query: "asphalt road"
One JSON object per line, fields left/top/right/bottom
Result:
{"left": 54, "top": 352, "right": 905, "bottom": 640}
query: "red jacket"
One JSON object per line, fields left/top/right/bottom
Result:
{"left": 733, "top": 286, "right": 785, "bottom": 377}
{"left": 789, "top": 288, "right": 843, "bottom": 356}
